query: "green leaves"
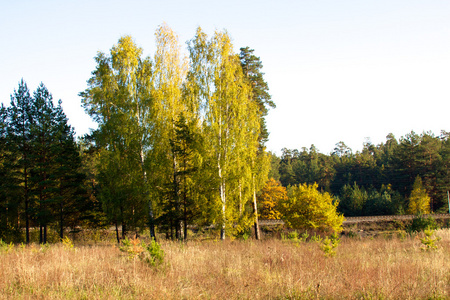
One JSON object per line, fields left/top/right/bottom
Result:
{"left": 80, "top": 25, "right": 271, "bottom": 241}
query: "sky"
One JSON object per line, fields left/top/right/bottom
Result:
{"left": 1, "top": 1, "right": 450, "bottom": 155}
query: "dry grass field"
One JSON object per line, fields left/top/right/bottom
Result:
{"left": 1, "top": 229, "right": 449, "bottom": 299}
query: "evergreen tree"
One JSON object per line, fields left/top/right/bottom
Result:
{"left": 0, "top": 104, "right": 13, "bottom": 240}
{"left": 29, "top": 83, "right": 59, "bottom": 244}
{"left": 7, "top": 80, "right": 34, "bottom": 243}
{"left": 239, "top": 47, "right": 274, "bottom": 148}
{"left": 52, "top": 101, "right": 85, "bottom": 239}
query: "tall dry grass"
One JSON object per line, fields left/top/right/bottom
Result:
{"left": 1, "top": 230, "right": 449, "bottom": 299}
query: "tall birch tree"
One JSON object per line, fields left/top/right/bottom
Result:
{"left": 80, "top": 36, "right": 155, "bottom": 239}
{"left": 150, "top": 24, "right": 188, "bottom": 240}
{"left": 187, "top": 28, "right": 260, "bottom": 240}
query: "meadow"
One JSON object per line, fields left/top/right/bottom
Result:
{"left": 0, "top": 229, "right": 449, "bottom": 299}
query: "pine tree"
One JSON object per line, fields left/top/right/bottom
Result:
{"left": 0, "top": 104, "right": 12, "bottom": 240}
{"left": 52, "top": 100, "right": 85, "bottom": 239}
{"left": 239, "top": 47, "right": 274, "bottom": 148}
{"left": 7, "top": 80, "right": 34, "bottom": 243}
{"left": 29, "top": 83, "right": 61, "bottom": 244}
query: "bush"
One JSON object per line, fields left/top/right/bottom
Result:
{"left": 320, "top": 232, "right": 340, "bottom": 257}
{"left": 406, "top": 215, "right": 437, "bottom": 234}
{"left": 279, "top": 183, "right": 344, "bottom": 233}
{"left": 0, "top": 239, "right": 14, "bottom": 253}
{"left": 142, "top": 238, "right": 165, "bottom": 266}
{"left": 420, "top": 228, "right": 440, "bottom": 251}
{"left": 119, "top": 236, "right": 165, "bottom": 267}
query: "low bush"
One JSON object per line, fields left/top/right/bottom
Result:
{"left": 406, "top": 215, "right": 437, "bottom": 233}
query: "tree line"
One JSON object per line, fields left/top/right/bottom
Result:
{"left": 0, "top": 81, "right": 87, "bottom": 243}
{"left": 1, "top": 24, "right": 276, "bottom": 243}
{"left": 269, "top": 131, "right": 450, "bottom": 217}
{"left": 1, "top": 24, "right": 448, "bottom": 244}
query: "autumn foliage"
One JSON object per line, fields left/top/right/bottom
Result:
{"left": 257, "top": 178, "right": 286, "bottom": 219}
{"left": 407, "top": 176, "right": 431, "bottom": 215}
{"left": 279, "top": 183, "right": 344, "bottom": 233}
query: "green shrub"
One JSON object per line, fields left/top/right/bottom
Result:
{"left": 142, "top": 238, "right": 165, "bottom": 266}
{"left": 406, "top": 215, "right": 437, "bottom": 234}
{"left": 420, "top": 228, "right": 440, "bottom": 251}
{"left": 299, "top": 231, "right": 309, "bottom": 242}
{"left": 61, "top": 236, "right": 74, "bottom": 250}
{"left": 287, "top": 230, "right": 299, "bottom": 240}
{"left": 119, "top": 236, "right": 164, "bottom": 266}
{"left": 0, "top": 239, "right": 14, "bottom": 253}
{"left": 320, "top": 232, "right": 340, "bottom": 257}
{"left": 310, "top": 233, "right": 323, "bottom": 243}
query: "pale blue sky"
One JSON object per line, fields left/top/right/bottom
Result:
{"left": 1, "top": 1, "right": 450, "bottom": 155}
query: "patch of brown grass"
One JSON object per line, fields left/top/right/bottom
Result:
{"left": 1, "top": 230, "right": 449, "bottom": 299}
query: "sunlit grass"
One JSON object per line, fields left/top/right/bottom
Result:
{"left": 1, "top": 230, "right": 449, "bottom": 299}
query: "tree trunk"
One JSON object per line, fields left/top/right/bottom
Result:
{"left": 140, "top": 148, "right": 156, "bottom": 241}
{"left": 24, "top": 157, "right": 30, "bottom": 244}
{"left": 252, "top": 175, "right": 260, "bottom": 240}
{"left": 60, "top": 201, "right": 64, "bottom": 240}
{"left": 220, "top": 179, "right": 226, "bottom": 240}
{"left": 115, "top": 220, "right": 120, "bottom": 244}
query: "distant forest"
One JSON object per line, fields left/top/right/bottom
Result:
{"left": 270, "top": 131, "right": 450, "bottom": 216}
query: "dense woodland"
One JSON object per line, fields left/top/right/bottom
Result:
{"left": 0, "top": 25, "right": 449, "bottom": 244}
{"left": 271, "top": 131, "right": 450, "bottom": 217}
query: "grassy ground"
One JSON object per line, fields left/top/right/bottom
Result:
{"left": 1, "top": 229, "right": 449, "bottom": 299}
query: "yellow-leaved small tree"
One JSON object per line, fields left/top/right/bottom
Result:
{"left": 279, "top": 183, "right": 344, "bottom": 233}
{"left": 407, "top": 176, "right": 431, "bottom": 215}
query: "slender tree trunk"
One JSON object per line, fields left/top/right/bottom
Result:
{"left": 24, "top": 170, "right": 30, "bottom": 244}
{"left": 173, "top": 155, "right": 182, "bottom": 240}
{"left": 252, "top": 175, "right": 260, "bottom": 240}
{"left": 122, "top": 222, "right": 126, "bottom": 240}
{"left": 183, "top": 173, "right": 188, "bottom": 241}
{"left": 60, "top": 201, "right": 64, "bottom": 240}
{"left": 23, "top": 151, "right": 30, "bottom": 244}
{"left": 218, "top": 152, "right": 226, "bottom": 240}
{"left": 218, "top": 113, "right": 226, "bottom": 241}
{"left": 220, "top": 179, "right": 226, "bottom": 240}
{"left": 238, "top": 179, "right": 243, "bottom": 216}
{"left": 139, "top": 148, "right": 156, "bottom": 241}
{"left": 115, "top": 220, "right": 120, "bottom": 244}
{"left": 120, "top": 205, "right": 126, "bottom": 240}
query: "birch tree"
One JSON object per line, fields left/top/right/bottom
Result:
{"left": 187, "top": 28, "right": 260, "bottom": 240}
{"left": 80, "top": 36, "right": 156, "bottom": 239}
{"left": 150, "top": 24, "right": 189, "bottom": 240}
